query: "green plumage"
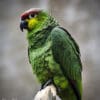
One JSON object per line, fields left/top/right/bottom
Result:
{"left": 27, "top": 11, "right": 82, "bottom": 100}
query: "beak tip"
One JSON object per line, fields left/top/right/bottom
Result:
{"left": 20, "top": 23, "right": 23, "bottom": 32}
{"left": 20, "top": 28, "right": 23, "bottom": 32}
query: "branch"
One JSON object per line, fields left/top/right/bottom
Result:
{"left": 34, "top": 85, "right": 61, "bottom": 100}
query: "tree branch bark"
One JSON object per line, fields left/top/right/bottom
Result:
{"left": 34, "top": 85, "right": 61, "bottom": 100}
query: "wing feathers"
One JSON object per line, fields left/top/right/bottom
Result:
{"left": 51, "top": 27, "right": 82, "bottom": 100}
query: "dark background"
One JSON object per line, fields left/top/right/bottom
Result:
{"left": 0, "top": 0, "right": 100, "bottom": 100}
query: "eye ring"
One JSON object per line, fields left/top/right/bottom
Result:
{"left": 29, "top": 13, "right": 37, "bottom": 19}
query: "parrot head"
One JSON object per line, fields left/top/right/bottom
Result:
{"left": 20, "top": 8, "right": 50, "bottom": 32}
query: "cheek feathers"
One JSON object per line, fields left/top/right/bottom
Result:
{"left": 28, "top": 18, "right": 38, "bottom": 29}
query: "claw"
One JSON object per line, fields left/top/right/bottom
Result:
{"left": 41, "top": 79, "right": 53, "bottom": 90}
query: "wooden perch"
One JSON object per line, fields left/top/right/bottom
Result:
{"left": 34, "top": 85, "right": 61, "bottom": 100}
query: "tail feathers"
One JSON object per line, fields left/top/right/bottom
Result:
{"left": 59, "top": 89, "right": 78, "bottom": 100}
{"left": 59, "top": 78, "right": 82, "bottom": 100}
{"left": 68, "top": 78, "right": 82, "bottom": 100}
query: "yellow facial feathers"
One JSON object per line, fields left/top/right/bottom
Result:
{"left": 27, "top": 18, "right": 38, "bottom": 29}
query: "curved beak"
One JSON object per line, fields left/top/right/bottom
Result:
{"left": 20, "top": 20, "right": 28, "bottom": 32}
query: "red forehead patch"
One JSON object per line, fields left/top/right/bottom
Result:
{"left": 21, "top": 8, "right": 41, "bottom": 20}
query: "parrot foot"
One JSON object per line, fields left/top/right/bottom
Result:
{"left": 40, "top": 78, "right": 53, "bottom": 90}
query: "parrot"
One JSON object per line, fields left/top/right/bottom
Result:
{"left": 20, "top": 8, "right": 82, "bottom": 100}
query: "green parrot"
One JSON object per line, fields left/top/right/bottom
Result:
{"left": 20, "top": 8, "right": 82, "bottom": 100}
